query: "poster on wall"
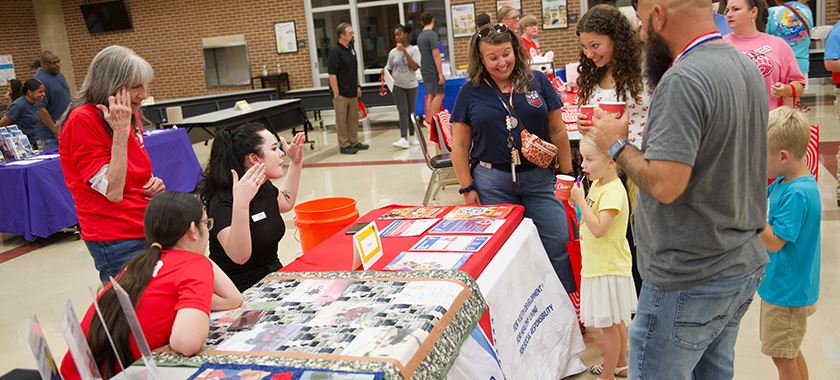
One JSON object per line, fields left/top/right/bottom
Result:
{"left": 496, "top": 0, "right": 521, "bottom": 11}
{"left": 0, "top": 55, "right": 15, "bottom": 86}
{"left": 452, "top": 3, "right": 476, "bottom": 38}
{"left": 542, "top": 0, "right": 568, "bottom": 29}
{"left": 275, "top": 21, "right": 298, "bottom": 54}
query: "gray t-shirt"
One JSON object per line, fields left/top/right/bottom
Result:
{"left": 386, "top": 45, "right": 421, "bottom": 89}
{"left": 417, "top": 29, "right": 440, "bottom": 77}
{"left": 634, "top": 42, "right": 769, "bottom": 291}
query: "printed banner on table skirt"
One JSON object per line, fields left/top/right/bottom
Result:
{"left": 476, "top": 219, "right": 586, "bottom": 379}
{"left": 446, "top": 326, "right": 505, "bottom": 380}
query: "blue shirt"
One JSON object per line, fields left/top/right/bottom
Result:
{"left": 34, "top": 70, "right": 72, "bottom": 123}
{"left": 825, "top": 21, "right": 840, "bottom": 60}
{"left": 5, "top": 96, "right": 46, "bottom": 140}
{"left": 451, "top": 71, "right": 561, "bottom": 169}
{"left": 758, "top": 175, "right": 821, "bottom": 307}
{"left": 766, "top": 2, "right": 812, "bottom": 73}
{"left": 713, "top": 14, "right": 732, "bottom": 36}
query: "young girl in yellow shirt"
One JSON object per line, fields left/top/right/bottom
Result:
{"left": 570, "top": 134, "right": 637, "bottom": 380}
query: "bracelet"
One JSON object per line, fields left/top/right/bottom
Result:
{"left": 458, "top": 183, "right": 476, "bottom": 194}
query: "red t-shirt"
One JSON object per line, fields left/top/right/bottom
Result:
{"left": 520, "top": 37, "right": 539, "bottom": 60}
{"left": 59, "top": 250, "right": 214, "bottom": 379}
{"left": 59, "top": 103, "right": 152, "bottom": 241}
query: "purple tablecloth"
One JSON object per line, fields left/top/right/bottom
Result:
{"left": 0, "top": 128, "right": 202, "bottom": 241}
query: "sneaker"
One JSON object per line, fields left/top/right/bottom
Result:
{"left": 392, "top": 138, "right": 410, "bottom": 149}
{"left": 409, "top": 136, "right": 420, "bottom": 146}
{"left": 353, "top": 142, "right": 369, "bottom": 150}
{"left": 339, "top": 146, "right": 358, "bottom": 154}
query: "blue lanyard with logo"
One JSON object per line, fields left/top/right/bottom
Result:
{"left": 484, "top": 78, "right": 522, "bottom": 183}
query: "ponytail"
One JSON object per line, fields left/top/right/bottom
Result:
{"left": 198, "top": 122, "right": 268, "bottom": 204}
{"left": 86, "top": 192, "right": 203, "bottom": 377}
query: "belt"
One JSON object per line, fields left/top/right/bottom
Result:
{"left": 477, "top": 160, "right": 537, "bottom": 172}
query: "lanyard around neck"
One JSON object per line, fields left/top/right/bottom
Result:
{"left": 483, "top": 78, "right": 515, "bottom": 117}
{"left": 671, "top": 32, "right": 722, "bottom": 67}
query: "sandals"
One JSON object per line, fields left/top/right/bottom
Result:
{"left": 589, "top": 363, "right": 628, "bottom": 378}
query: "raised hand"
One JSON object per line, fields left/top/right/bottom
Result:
{"left": 96, "top": 87, "right": 133, "bottom": 137}
{"left": 231, "top": 163, "right": 266, "bottom": 206}
{"left": 282, "top": 132, "right": 305, "bottom": 165}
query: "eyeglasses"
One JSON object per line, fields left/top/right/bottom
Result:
{"left": 45, "top": 59, "right": 60, "bottom": 64}
{"left": 201, "top": 218, "right": 214, "bottom": 230}
{"left": 477, "top": 23, "right": 510, "bottom": 39}
{"left": 503, "top": 15, "right": 520, "bottom": 21}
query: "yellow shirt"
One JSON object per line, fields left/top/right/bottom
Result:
{"left": 580, "top": 178, "right": 633, "bottom": 278}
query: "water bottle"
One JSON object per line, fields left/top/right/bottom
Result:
{"left": 262, "top": 65, "right": 268, "bottom": 76}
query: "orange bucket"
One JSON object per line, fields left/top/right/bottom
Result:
{"left": 293, "top": 197, "right": 359, "bottom": 253}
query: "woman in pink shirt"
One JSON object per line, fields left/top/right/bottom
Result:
{"left": 723, "top": 0, "right": 805, "bottom": 110}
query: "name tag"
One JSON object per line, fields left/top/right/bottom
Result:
{"left": 251, "top": 211, "right": 267, "bottom": 222}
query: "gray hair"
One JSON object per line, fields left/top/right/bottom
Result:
{"left": 58, "top": 45, "right": 153, "bottom": 128}
{"left": 336, "top": 22, "right": 352, "bottom": 39}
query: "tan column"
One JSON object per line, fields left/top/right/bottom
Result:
{"left": 32, "top": 0, "right": 76, "bottom": 96}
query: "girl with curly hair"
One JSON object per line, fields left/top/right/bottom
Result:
{"left": 576, "top": 4, "right": 650, "bottom": 149}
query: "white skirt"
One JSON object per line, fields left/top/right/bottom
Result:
{"left": 580, "top": 275, "right": 638, "bottom": 328}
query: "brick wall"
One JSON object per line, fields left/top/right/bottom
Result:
{"left": 62, "top": 0, "right": 313, "bottom": 100}
{"left": 451, "top": 0, "right": 583, "bottom": 71}
{"left": 827, "top": 0, "right": 839, "bottom": 25}
{"left": 0, "top": 1, "right": 41, "bottom": 84}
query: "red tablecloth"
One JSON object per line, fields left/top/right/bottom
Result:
{"left": 282, "top": 204, "right": 525, "bottom": 278}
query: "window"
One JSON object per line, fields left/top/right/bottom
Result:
{"left": 202, "top": 35, "right": 251, "bottom": 87}
{"left": 313, "top": 10, "right": 352, "bottom": 77}
{"left": 358, "top": 5, "right": 400, "bottom": 82}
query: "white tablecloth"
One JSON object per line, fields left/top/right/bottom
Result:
{"left": 449, "top": 218, "right": 586, "bottom": 379}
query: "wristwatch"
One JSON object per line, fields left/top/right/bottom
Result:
{"left": 608, "top": 139, "right": 630, "bottom": 160}
{"left": 458, "top": 183, "right": 477, "bottom": 194}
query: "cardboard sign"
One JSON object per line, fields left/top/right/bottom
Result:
{"left": 352, "top": 222, "right": 383, "bottom": 270}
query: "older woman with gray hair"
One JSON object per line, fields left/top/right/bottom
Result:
{"left": 451, "top": 23, "right": 575, "bottom": 293}
{"left": 59, "top": 45, "right": 165, "bottom": 282}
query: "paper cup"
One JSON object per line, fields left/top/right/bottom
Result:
{"left": 579, "top": 105, "right": 596, "bottom": 121}
{"left": 555, "top": 174, "right": 575, "bottom": 200}
{"left": 599, "top": 102, "right": 626, "bottom": 119}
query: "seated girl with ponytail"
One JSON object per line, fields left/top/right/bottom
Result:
{"left": 60, "top": 192, "right": 243, "bottom": 379}
{"left": 199, "top": 123, "right": 306, "bottom": 291}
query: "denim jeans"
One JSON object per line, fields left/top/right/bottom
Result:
{"left": 629, "top": 265, "right": 765, "bottom": 379}
{"left": 84, "top": 238, "right": 147, "bottom": 283}
{"left": 472, "top": 164, "right": 574, "bottom": 292}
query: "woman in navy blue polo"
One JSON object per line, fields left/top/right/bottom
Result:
{"left": 451, "top": 23, "right": 575, "bottom": 292}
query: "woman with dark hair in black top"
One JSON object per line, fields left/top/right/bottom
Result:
{"left": 199, "top": 123, "right": 305, "bottom": 291}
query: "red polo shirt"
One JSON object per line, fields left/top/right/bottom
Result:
{"left": 59, "top": 103, "right": 152, "bottom": 241}
{"left": 60, "top": 249, "right": 214, "bottom": 379}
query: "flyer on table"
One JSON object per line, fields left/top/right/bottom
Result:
{"left": 410, "top": 235, "right": 490, "bottom": 252}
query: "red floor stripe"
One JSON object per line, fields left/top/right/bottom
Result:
{"left": 0, "top": 232, "right": 73, "bottom": 264}
{"left": 303, "top": 159, "right": 425, "bottom": 168}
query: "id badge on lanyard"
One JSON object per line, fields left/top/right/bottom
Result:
{"left": 487, "top": 78, "right": 520, "bottom": 183}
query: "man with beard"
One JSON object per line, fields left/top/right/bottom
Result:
{"left": 328, "top": 23, "right": 369, "bottom": 154}
{"left": 591, "top": 0, "right": 768, "bottom": 378}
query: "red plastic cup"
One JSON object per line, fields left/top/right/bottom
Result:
{"left": 599, "top": 102, "right": 626, "bottom": 119}
{"left": 555, "top": 175, "right": 575, "bottom": 200}
{"left": 579, "top": 105, "right": 596, "bottom": 121}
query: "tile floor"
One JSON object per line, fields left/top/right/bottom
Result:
{"left": 1, "top": 81, "right": 838, "bottom": 379}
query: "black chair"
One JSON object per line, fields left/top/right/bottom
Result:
{"left": 412, "top": 113, "right": 454, "bottom": 205}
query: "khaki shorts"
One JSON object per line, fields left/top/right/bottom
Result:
{"left": 760, "top": 300, "right": 816, "bottom": 358}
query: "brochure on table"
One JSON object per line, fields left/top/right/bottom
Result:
{"left": 352, "top": 222, "right": 384, "bottom": 270}
{"left": 60, "top": 301, "right": 102, "bottom": 380}
{"left": 429, "top": 218, "right": 505, "bottom": 234}
{"left": 385, "top": 251, "right": 472, "bottom": 271}
{"left": 410, "top": 235, "right": 490, "bottom": 252}
{"left": 28, "top": 316, "right": 61, "bottom": 380}
{"left": 111, "top": 278, "right": 161, "bottom": 379}
{"left": 378, "top": 207, "right": 446, "bottom": 220}
{"left": 379, "top": 218, "right": 439, "bottom": 237}
{"left": 445, "top": 205, "right": 512, "bottom": 219}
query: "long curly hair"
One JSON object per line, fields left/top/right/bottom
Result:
{"left": 576, "top": 5, "right": 644, "bottom": 105}
{"left": 467, "top": 24, "right": 533, "bottom": 93}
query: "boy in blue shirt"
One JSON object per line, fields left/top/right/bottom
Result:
{"left": 759, "top": 106, "right": 821, "bottom": 380}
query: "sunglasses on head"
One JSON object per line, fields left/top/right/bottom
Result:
{"left": 477, "top": 23, "right": 509, "bottom": 39}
